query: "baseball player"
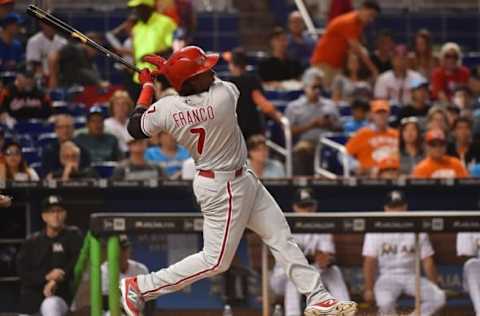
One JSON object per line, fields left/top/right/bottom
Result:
{"left": 120, "top": 46, "right": 357, "bottom": 316}
{"left": 270, "top": 188, "right": 350, "bottom": 316}
{"left": 456, "top": 233, "right": 480, "bottom": 316}
{"left": 362, "top": 191, "right": 446, "bottom": 316}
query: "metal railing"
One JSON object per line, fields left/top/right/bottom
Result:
{"left": 314, "top": 135, "right": 351, "bottom": 179}
{"left": 266, "top": 116, "right": 293, "bottom": 178}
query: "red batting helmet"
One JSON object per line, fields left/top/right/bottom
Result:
{"left": 143, "top": 46, "right": 219, "bottom": 92}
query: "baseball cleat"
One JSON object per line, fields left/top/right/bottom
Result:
{"left": 120, "top": 277, "right": 144, "bottom": 316}
{"left": 304, "top": 299, "right": 358, "bottom": 316}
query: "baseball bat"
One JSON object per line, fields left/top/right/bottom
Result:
{"left": 26, "top": 5, "right": 141, "bottom": 73}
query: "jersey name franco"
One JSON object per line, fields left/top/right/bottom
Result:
{"left": 140, "top": 79, "right": 248, "bottom": 171}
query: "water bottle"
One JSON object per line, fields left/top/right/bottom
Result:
{"left": 223, "top": 304, "right": 233, "bottom": 316}
{"left": 272, "top": 304, "right": 283, "bottom": 316}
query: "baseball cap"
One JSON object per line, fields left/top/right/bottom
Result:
{"left": 425, "top": 129, "right": 446, "bottom": 143}
{"left": 1, "top": 12, "right": 21, "bottom": 27}
{"left": 293, "top": 188, "right": 317, "bottom": 206}
{"left": 87, "top": 106, "right": 106, "bottom": 119}
{"left": 0, "top": 0, "right": 14, "bottom": 5}
{"left": 378, "top": 156, "right": 400, "bottom": 172}
{"left": 42, "top": 195, "right": 65, "bottom": 212}
{"left": 351, "top": 98, "right": 370, "bottom": 111}
{"left": 371, "top": 100, "right": 390, "bottom": 113}
{"left": 127, "top": 0, "right": 154, "bottom": 7}
{"left": 385, "top": 190, "right": 407, "bottom": 207}
{"left": 119, "top": 234, "right": 132, "bottom": 248}
{"left": 409, "top": 77, "right": 429, "bottom": 90}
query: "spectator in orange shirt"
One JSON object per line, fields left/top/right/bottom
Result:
{"left": 412, "top": 129, "right": 469, "bottom": 178}
{"left": 311, "top": 1, "right": 380, "bottom": 87}
{"left": 431, "top": 42, "right": 470, "bottom": 102}
{"left": 346, "top": 100, "right": 399, "bottom": 175}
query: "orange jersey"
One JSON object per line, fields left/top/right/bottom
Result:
{"left": 412, "top": 156, "right": 469, "bottom": 179}
{"left": 346, "top": 127, "right": 399, "bottom": 170}
{"left": 311, "top": 11, "right": 363, "bottom": 68}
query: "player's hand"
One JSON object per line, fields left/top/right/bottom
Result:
{"left": 363, "top": 289, "right": 374, "bottom": 303}
{"left": 0, "top": 194, "right": 12, "bottom": 208}
{"left": 43, "top": 280, "right": 57, "bottom": 297}
{"left": 139, "top": 69, "right": 153, "bottom": 86}
{"left": 46, "top": 268, "right": 65, "bottom": 282}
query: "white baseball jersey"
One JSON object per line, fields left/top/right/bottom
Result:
{"left": 362, "top": 233, "right": 434, "bottom": 275}
{"left": 294, "top": 234, "right": 335, "bottom": 255}
{"left": 457, "top": 233, "right": 480, "bottom": 257}
{"left": 140, "top": 79, "right": 247, "bottom": 171}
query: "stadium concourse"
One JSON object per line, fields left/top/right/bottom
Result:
{"left": 0, "top": 0, "right": 480, "bottom": 315}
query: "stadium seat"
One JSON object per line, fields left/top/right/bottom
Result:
{"left": 38, "top": 133, "right": 58, "bottom": 149}
{"left": 21, "top": 147, "right": 41, "bottom": 165}
{"left": 15, "top": 134, "right": 35, "bottom": 148}
{"left": 92, "top": 161, "right": 118, "bottom": 178}
{"left": 14, "top": 120, "right": 54, "bottom": 136}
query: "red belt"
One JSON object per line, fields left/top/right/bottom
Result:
{"left": 198, "top": 168, "right": 243, "bottom": 179}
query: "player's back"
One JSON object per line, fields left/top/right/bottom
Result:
{"left": 143, "top": 79, "right": 247, "bottom": 171}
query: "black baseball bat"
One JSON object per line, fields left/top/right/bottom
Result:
{"left": 26, "top": 4, "right": 141, "bottom": 73}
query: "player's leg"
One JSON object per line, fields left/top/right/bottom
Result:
{"left": 373, "top": 275, "right": 402, "bottom": 315}
{"left": 246, "top": 180, "right": 356, "bottom": 315}
{"left": 271, "top": 262, "right": 288, "bottom": 297}
{"left": 285, "top": 279, "right": 303, "bottom": 316}
{"left": 40, "top": 296, "right": 69, "bottom": 316}
{"left": 404, "top": 276, "right": 446, "bottom": 316}
{"left": 464, "top": 258, "right": 480, "bottom": 315}
{"left": 320, "top": 265, "right": 351, "bottom": 301}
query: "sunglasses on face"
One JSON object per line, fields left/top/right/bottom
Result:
{"left": 4, "top": 149, "right": 21, "bottom": 156}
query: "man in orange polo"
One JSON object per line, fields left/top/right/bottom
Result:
{"left": 311, "top": 1, "right": 380, "bottom": 87}
{"left": 412, "top": 129, "right": 469, "bottom": 178}
{"left": 346, "top": 100, "right": 399, "bottom": 175}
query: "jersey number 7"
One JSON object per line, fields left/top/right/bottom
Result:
{"left": 190, "top": 128, "right": 206, "bottom": 155}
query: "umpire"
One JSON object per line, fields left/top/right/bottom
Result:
{"left": 16, "top": 195, "right": 83, "bottom": 315}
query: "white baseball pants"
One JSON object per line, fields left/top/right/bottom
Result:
{"left": 464, "top": 258, "right": 480, "bottom": 316}
{"left": 271, "top": 264, "right": 350, "bottom": 316}
{"left": 40, "top": 296, "right": 68, "bottom": 316}
{"left": 136, "top": 169, "right": 333, "bottom": 304}
{"left": 374, "top": 274, "right": 446, "bottom": 316}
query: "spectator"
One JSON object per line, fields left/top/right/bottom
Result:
{"left": 426, "top": 106, "right": 449, "bottom": 135}
{"left": 377, "top": 156, "right": 400, "bottom": 179}
{"left": 48, "top": 32, "right": 104, "bottom": 89}
{"left": 270, "top": 188, "right": 350, "bottom": 316}
{"left": 310, "top": 1, "right": 380, "bottom": 87}
{"left": 362, "top": 190, "right": 446, "bottom": 316}
{"left": 332, "top": 52, "right": 371, "bottom": 103}
{"left": 156, "top": 0, "right": 195, "bottom": 40}
{"left": 285, "top": 68, "right": 340, "bottom": 175}
{"left": 412, "top": 129, "right": 469, "bottom": 178}
{"left": 431, "top": 42, "right": 470, "bottom": 102}
{"left": 468, "top": 66, "right": 480, "bottom": 109}
{"left": 0, "top": 0, "right": 14, "bottom": 19}
{"left": 41, "top": 114, "right": 91, "bottom": 176}
{"left": 447, "top": 117, "right": 480, "bottom": 167}
{"left": 26, "top": 20, "right": 67, "bottom": 77}
{"left": 369, "top": 29, "right": 395, "bottom": 74}
{"left": 0, "top": 141, "right": 39, "bottom": 181}
{"left": 446, "top": 104, "right": 461, "bottom": 130}
{"left": 395, "top": 78, "right": 431, "bottom": 127}
{"left": 456, "top": 233, "right": 480, "bottom": 316}
{"left": 16, "top": 195, "right": 83, "bottom": 315}
{"left": 247, "top": 134, "right": 285, "bottom": 178}
{"left": 408, "top": 29, "right": 438, "bottom": 79}
{"left": 399, "top": 117, "right": 424, "bottom": 176}
{"left": 452, "top": 85, "right": 475, "bottom": 116}
{"left": 257, "top": 27, "right": 303, "bottom": 85}
{"left": 286, "top": 11, "right": 315, "bottom": 69}
{"left": 343, "top": 98, "right": 370, "bottom": 134}
{"left": 104, "top": 90, "right": 134, "bottom": 153}
{"left": 0, "top": 64, "right": 51, "bottom": 121}
{"left": 224, "top": 47, "right": 282, "bottom": 141}
{"left": 75, "top": 107, "right": 122, "bottom": 163}
{"left": 47, "top": 141, "right": 98, "bottom": 181}
{"left": 129, "top": 0, "right": 177, "bottom": 84}
{"left": 0, "top": 12, "right": 22, "bottom": 72}
{"left": 346, "top": 100, "right": 398, "bottom": 175}
{"left": 112, "top": 139, "right": 163, "bottom": 180}
{"left": 145, "top": 132, "right": 189, "bottom": 178}
{"left": 374, "top": 45, "right": 425, "bottom": 106}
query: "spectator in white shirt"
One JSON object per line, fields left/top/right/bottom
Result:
{"left": 104, "top": 90, "right": 134, "bottom": 153}
{"left": 26, "top": 21, "right": 67, "bottom": 77}
{"left": 374, "top": 45, "right": 425, "bottom": 106}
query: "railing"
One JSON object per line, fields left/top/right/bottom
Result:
{"left": 314, "top": 135, "right": 351, "bottom": 179}
{"left": 266, "top": 116, "right": 293, "bottom": 177}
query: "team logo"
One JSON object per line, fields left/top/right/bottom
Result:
{"left": 52, "top": 242, "right": 64, "bottom": 253}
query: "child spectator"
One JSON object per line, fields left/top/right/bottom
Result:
{"left": 0, "top": 141, "right": 39, "bottom": 181}
{"left": 104, "top": 90, "right": 134, "bottom": 153}
{"left": 399, "top": 117, "right": 424, "bottom": 175}
{"left": 112, "top": 139, "right": 163, "bottom": 180}
{"left": 431, "top": 42, "right": 470, "bottom": 102}
{"left": 145, "top": 132, "right": 189, "bottom": 178}
{"left": 343, "top": 98, "right": 370, "bottom": 134}
{"left": 412, "top": 129, "right": 469, "bottom": 178}
{"left": 247, "top": 134, "right": 285, "bottom": 178}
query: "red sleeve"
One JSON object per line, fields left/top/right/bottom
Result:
{"left": 431, "top": 68, "right": 444, "bottom": 99}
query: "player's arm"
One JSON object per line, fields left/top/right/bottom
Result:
{"left": 251, "top": 90, "right": 283, "bottom": 123}
{"left": 422, "top": 255, "right": 440, "bottom": 285}
{"left": 363, "top": 255, "right": 377, "bottom": 302}
{"left": 127, "top": 69, "right": 155, "bottom": 139}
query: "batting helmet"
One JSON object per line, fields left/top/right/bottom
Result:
{"left": 143, "top": 46, "right": 219, "bottom": 92}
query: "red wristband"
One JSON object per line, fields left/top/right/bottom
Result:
{"left": 137, "top": 83, "right": 154, "bottom": 107}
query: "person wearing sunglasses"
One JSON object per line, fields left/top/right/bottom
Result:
{"left": 432, "top": 42, "right": 470, "bottom": 102}
{"left": 0, "top": 141, "right": 39, "bottom": 182}
{"left": 412, "top": 129, "right": 469, "bottom": 178}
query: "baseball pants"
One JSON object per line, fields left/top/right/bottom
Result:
{"left": 271, "top": 264, "right": 350, "bottom": 316}
{"left": 40, "top": 296, "right": 68, "bottom": 316}
{"left": 464, "top": 258, "right": 480, "bottom": 316}
{"left": 374, "top": 274, "right": 446, "bottom": 316}
{"left": 136, "top": 169, "right": 333, "bottom": 305}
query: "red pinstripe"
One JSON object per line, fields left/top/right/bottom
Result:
{"left": 142, "top": 181, "right": 234, "bottom": 297}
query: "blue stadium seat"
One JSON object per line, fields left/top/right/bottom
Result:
{"left": 319, "top": 133, "right": 349, "bottom": 175}
{"left": 30, "top": 162, "right": 43, "bottom": 178}
{"left": 15, "top": 120, "right": 54, "bottom": 136}
{"left": 15, "top": 134, "right": 35, "bottom": 148}
{"left": 92, "top": 161, "right": 118, "bottom": 178}
{"left": 38, "top": 133, "right": 58, "bottom": 149}
{"left": 22, "top": 147, "right": 41, "bottom": 165}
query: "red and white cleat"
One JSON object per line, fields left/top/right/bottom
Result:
{"left": 120, "top": 277, "right": 144, "bottom": 316}
{"left": 304, "top": 299, "right": 357, "bottom": 316}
